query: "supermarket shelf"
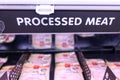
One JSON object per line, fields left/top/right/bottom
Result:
{"left": 0, "top": 46, "right": 117, "bottom": 53}
{"left": 0, "top": 48, "right": 91, "bottom": 80}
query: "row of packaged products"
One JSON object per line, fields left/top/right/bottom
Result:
{"left": 0, "top": 35, "right": 15, "bottom": 43}
{"left": 0, "top": 52, "right": 83, "bottom": 80}
{"left": 32, "top": 34, "right": 74, "bottom": 49}
{"left": 0, "top": 52, "right": 120, "bottom": 80}
{"left": 0, "top": 34, "right": 74, "bottom": 50}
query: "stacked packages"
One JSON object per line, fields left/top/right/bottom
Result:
{"left": 19, "top": 54, "right": 51, "bottom": 80}
{"left": 55, "top": 52, "right": 84, "bottom": 80}
{"left": 86, "top": 59, "right": 106, "bottom": 80}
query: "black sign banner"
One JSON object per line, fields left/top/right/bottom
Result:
{"left": 0, "top": 10, "right": 120, "bottom": 33}
{"left": 103, "top": 66, "right": 116, "bottom": 80}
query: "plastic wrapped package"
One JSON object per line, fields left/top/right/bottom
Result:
{"left": 0, "top": 65, "right": 14, "bottom": 78}
{"left": 0, "top": 57, "right": 8, "bottom": 68}
{"left": 0, "top": 35, "right": 15, "bottom": 43}
{"left": 55, "top": 63, "right": 84, "bottom": 80}
{"left": 19, "top": 63, "right": 50, "bottom": 80}
{"left": 4, "top": 35, "right": 15, "bottom": 43}
{"left": 55, "top": 52, "right": 78, "bottom": 64}
{"left": 0, "top": 35, "right": 5, "bottom": 43}
{"left": 55, "top": 34, "right": 74, "bottom": 50}
{"left": 55, "top": 52, "right": 84, "bottom": 80}
{"left": 32, "top": 34, "right": 52, "bottom": 49}
{"left": 86, "top": 59, "right": 106, "bottom": 80}
{"left": 28, "top": 54, "right": 51, "bottom": 66}
{"left": 19, "top": 54, "right": 51, "bottom": 80}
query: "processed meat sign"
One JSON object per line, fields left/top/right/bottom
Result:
{"left": 0, "top": 10, "right": 119, "bottom": 33}
{"left": 16, "top": 17, "right": 115, "bottom": 26}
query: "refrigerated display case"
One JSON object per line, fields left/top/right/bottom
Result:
{"left": 0, "top": 0, "right": 120, "bottom": 80}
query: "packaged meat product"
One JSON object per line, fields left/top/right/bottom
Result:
{"left": 107, "top": 62, "right": 120, "bottom": 79}
{"left": 4, "top": 35, "right": 15, "bottom": 43}
{"left": 32, "top": 34, "right": 52, "bottom": 49}
{"left": 55, "top": 34, "right": 74, "bottom": 50}
{"left": 19, "top": 63, "right": 50, "bottom": 80}
{"left": 0, "top": 65, "right": 14, "bottom": 78}
{"left": 0, "top": 57, "right": 8, "bottom": 68}
{"left": 0, "top": 35, "right": 15, "bottom": 43}
{"left": 55, "top": 52, "right": 84, "bottom": 80}
{"left": 86, "top": 59, "right": 106, "bottom": 80}
{"left": 20, "top": 54, "right": 51, "bottom": 80}
{"left": 55, "top": 52, "right": 78, "bottom": 64}
{"left": 28, "top": 54, "right": 51, "bottom": 66}
{"left": 0, "top": 35, "right": 5, "bottom": 43}
{"left": 54, "top": 63, "right": 84, "bottom": 80}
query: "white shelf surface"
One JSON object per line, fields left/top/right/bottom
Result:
{"left": 0, "top": 0, "right": 120, "bottom": 5}
{"left": 0, "top": 0, "right": 120, "bottom": 10}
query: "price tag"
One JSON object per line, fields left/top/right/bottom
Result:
{"left": 103, "top": 66, "right": 116, "bottom": 80}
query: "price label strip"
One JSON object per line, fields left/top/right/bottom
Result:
{"left": 9, "top": 53, "right": 29, "bottom": 80}
{"left": 76, "top": 49, "right": 91, "bottom": 80}
{"left": 103, "top": 66, "right": 116, "bottom": 80}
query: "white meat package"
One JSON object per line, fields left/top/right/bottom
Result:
{"left": 19, "top": 63, "right": 50, "bottom": 80}
{"left": 55, "top": 34, "right": 74, "bottom": 50}
{"left": 55, "top": 52, "right": 84, "bottom": 80}
{"left": 32, "top": 34, "right": 52, "bottom": 49}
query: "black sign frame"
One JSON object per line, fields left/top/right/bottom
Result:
{"left": 0, "top": 10, "right": 120, "bottom": 33}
